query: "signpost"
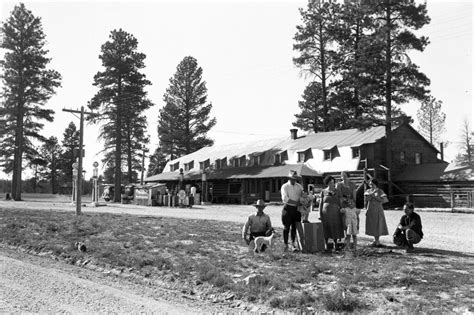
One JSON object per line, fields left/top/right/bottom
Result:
{"left": 91, "top": 161, "right": 99, "bottom": 206}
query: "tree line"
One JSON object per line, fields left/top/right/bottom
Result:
{"left": 1, "top": 2, "right": 471, "bottom": 202}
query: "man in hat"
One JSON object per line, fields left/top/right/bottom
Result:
{"left": 281, "top": 170, "right": 305, "bottom": 252}
{"left": 242, "top": 199, "right": 273, "bottom": 251}
{"left": 242, "top": 199, "right": 273, "bottom": 250}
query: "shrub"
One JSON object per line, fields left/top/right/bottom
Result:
{"left": 324, "top": 285, "right": 362, "bottom": 312}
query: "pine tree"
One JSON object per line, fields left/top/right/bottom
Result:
{"left": 0, "top": 4, "right": 62, "bottom": 200}
{"left": 455, "top": 119, "right": 473, "bottom": 166}
{"left": 416, "top": 96, "right": 446, "bottom": 145}
{"left": 59, "top": 122, "right": 80, "bottom": 185}
{"left": 89, "top": 29, "right": 152, "bottom": 202}
{"left": 330, "top": 1, "right": 384, "bottom": 129}
{"left": 368, "top": 0, "right": 431, "bottom": 172}
{"left": 293, "top": 82, "right": 327, "bottom": 133}
{"left": 39, "top": 136, "right": 62, "bottom": 193}
{"left": 147, "top": 146, "right": 168, "bottom": 176}
{"left": 158, "top": 56, "right": 216, "bottom": 158}
{"left": 293, "top": 0, "right": 341, "bottom": 132}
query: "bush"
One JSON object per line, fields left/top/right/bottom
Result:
{"left": 324, "top": 285, "right": 362, "bottom": 312}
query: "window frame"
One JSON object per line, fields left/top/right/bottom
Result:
{"left": 351, "top": 147, "right": 360, "bottom": 159}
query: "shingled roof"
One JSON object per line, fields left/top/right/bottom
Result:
{"left": 162, "top": 126, "right": 387, "bottom": 169}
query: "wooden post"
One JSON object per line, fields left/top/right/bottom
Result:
{"left": 63, "top": 106, "right": 98, "bottom": 215}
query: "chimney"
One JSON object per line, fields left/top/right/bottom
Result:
{"left": 440, "top": 142, "right": 444, "bottom": 161}
{"left": 290, "top": 128, "right": 298, "bottom": 140}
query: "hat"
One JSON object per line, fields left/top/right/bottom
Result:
{"left": 288, "top": 170, "right": 301, "bottom": 180}
{"left": 253, "top": 199, "right": 266, "bottom": 209}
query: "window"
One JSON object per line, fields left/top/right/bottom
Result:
{"left": 184, "top": 161, "right": 194, "bottom": 171}
{"left": 323, "top": 150, "right": 332, "bottom": 161}
{"left": 274, "top": 154, "right": 280, "bottom": 165}
{"left": 415, "top": 153, "right": 422, "bottom": 164}
{"left": 228, "top": 182, "right": 241, "bottom": 195}
{"left": 253, "top": 154, "right": 262, "bottom": 166}
{"left": 351, "top": 147, "right": 360, "bottom": 159}
{"left": 232, "top": 158, "right": 240, "bottom": 168}
{"left": 280, "top": 151, "right": 288, "bottom": 164}
{"left": 170, "top": 162, "right": 179, "bottom": 172}
{"left": 239, "top": 155, "right": 247, "bottom": 167}
{"left": 400, "top": 151, "right": 406, "bottom": 162}
{"left": 199, "top": 159, "right": 210, "bottom": 170}
{"left": 215, "top": 157, "right": 227, "bottom": 169}
{"left": 297, "top": 151, "right": 306, "bottom": 163}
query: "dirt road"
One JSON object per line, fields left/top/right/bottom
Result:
{"left": 0, "top": 248, "right": 209, "bottom": 313}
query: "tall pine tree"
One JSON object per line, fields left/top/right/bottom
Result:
{"left": 416, "top": 96, "right": 445, "bottom": 145}
{"left": 39, "top": 136, "right": 62, "bottom": 194}
{"left": 293, "top": 0, "right": 341, "bottom": 132}
{"left": 369, "top": 0, "right": 431, "bottom": 172}
{"left": 0, "top": 4, "right": 61, "bottom": 200}
{"left": 59, "top": 122, "right": 80, "bottom": 185}
{"left": 88, "top": 29, "right": 152, "bottom": 201}
{"left": 158, "top": 56, "right": 216, "bottom": 158}
{"left": 147, "top": 146, "right": 168, "bottom": 176}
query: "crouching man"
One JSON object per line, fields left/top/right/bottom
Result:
{"left": 393, "top": 203, "right": 423, "bottom": 253}
{"left": 242, "top": 199, "right": 273, "bottom": 251}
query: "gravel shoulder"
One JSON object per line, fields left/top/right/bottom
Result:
{"left": 0, "top": 246, "right": 218, "bottom": 313}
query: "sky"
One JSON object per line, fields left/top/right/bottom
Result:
{"left": 0, "top": 0, "right": 472, "bottom": 180}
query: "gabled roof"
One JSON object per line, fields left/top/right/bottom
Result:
{"left": 162, "top": 126, "right": 388, "bottom": 170}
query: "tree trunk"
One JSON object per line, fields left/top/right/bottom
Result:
{"left": 114, "top": 78, "right": 123, "bottom": 203}
{"left": 384, "top": 3, "right": 393, "bottom": 197}
{"left": 12, "top": 92, "right": 24, "bottom": 201}
{"left": 319, "top": 21, "right": 328, "bottom": 132}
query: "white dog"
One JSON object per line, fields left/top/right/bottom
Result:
{"left": 253, "top": 230, "right": 277, "bottom": 253}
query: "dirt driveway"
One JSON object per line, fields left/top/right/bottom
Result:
{"left": 1, "top": 199, "right": 473, "bottom": 254}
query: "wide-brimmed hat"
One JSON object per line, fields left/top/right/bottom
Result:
{"left": 253, "top": 199, "right": 266, "bottom": 209}
{"left": 288, "top": 170, "right": 301, "bottom": 180}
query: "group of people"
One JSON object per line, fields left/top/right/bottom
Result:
{"left": 242, "top": 170, "right": 423, "bottom": 254}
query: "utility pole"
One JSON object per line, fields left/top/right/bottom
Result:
{"left": 63, "top": 106, "right": 96, "bottom": 215}
{"left": 140, "top": 146, "right": 148, "bottom": 185}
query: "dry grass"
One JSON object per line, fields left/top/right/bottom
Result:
{"left": 0, "top": 207, "right": 472, "bottom": 313}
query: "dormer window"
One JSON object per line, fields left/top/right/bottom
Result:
{"left": 323, "top": 146, "right": 339, "bottom": 161}
{"left": 351, "top": 147, "right": 360, "bottom": 159}
{"left": 297, "top": 149, "right": 313, "bottom": 163}
{"left": 170, "top": 162, "right": 180, "bottom": 172}
{"left": 216, "top": 157, "right": 227, "bottom": 169}
{"left": 274, "top": 154, "right": 281, "bottom": 165}
{"left": 252, "top": 154, "right": 262, "bottom": 166}
{"left": 323, "top": 150, "right": 332, "bottom": 161}
{"left": 199, "top": 159, "right": 210, "bottom": 170}
{"left": 184, "top": 161, "right": 194, "bottom": 171}
{"left": 239, "top": 155, "right": 247, "bottom": 167}
{"left": 232, "top": 158, "right": 240, "bottom": 168}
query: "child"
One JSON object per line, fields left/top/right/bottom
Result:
{"left": 340, "top": 206, "right": 361, "bottom": 254}
{"left": 298, "top": 190, "right": 314, "bottom": 223}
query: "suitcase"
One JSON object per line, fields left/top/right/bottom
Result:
{"left": 302, "top": 222, "right": 325, "bottom": 253}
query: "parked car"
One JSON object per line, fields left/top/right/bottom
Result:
{"left": 102, "top": 184, "right": 124, "bottom": 202}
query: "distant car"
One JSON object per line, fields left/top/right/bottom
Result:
{"left": 102, "top": 184, "right": 124, "bottom": 202}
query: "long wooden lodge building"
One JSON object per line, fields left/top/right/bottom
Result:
{"left": 143, "top": 122, "right": 471, "bottom": 207}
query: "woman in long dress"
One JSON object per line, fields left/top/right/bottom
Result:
{"left": 364, "top": 178, "right": 389, "bottom": 246}
{"left": 319, "top": 175, "right": 344, "bottom": 252}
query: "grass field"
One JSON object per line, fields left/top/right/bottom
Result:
{"left": 0, "top": 203, "right": 472, "bottom": 313}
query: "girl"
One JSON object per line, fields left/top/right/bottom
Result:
{"left": 364, "top": 179, "right": 389, "bottom": 247}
